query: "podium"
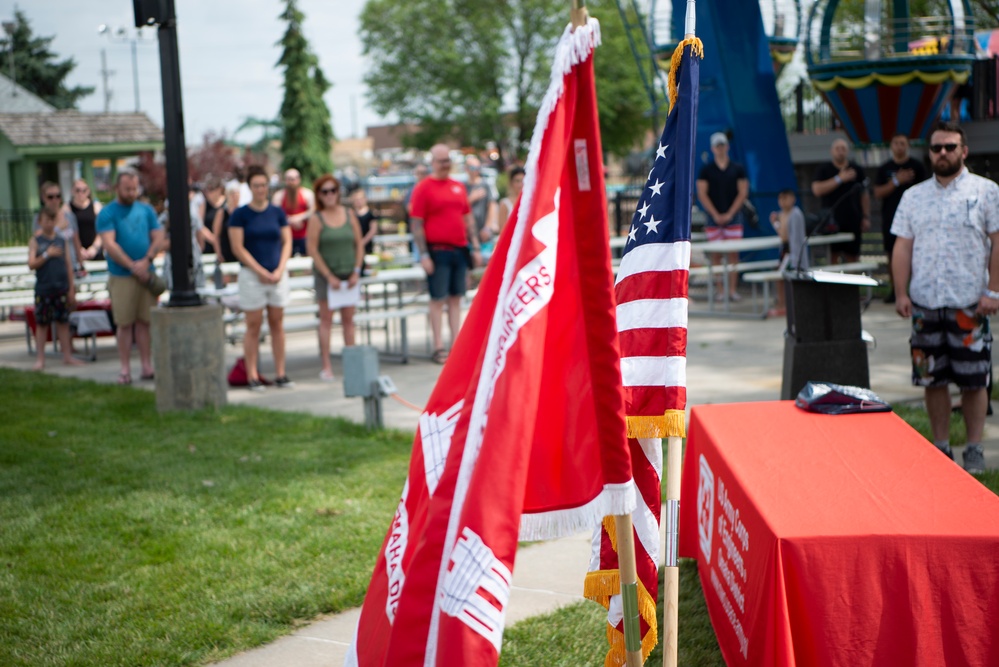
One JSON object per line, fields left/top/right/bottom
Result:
{"left": 780, "top": 270, "right": 879, "bottom": 400}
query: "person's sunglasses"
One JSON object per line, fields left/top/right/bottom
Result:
{"left": 929, "top": 143, "right": 961, "bottom": 154}
{"left": 319, "top": 188, "right": 338, "bottom": 195}
{"left": 73, "top": 187, "right": 88, "bottom": 193}
{"left": 44, "top": 193, "right": 62, "bottom": 200}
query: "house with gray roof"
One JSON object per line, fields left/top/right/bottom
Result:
{"left": 0, "top": 73, "right": 163, "bottom": 214}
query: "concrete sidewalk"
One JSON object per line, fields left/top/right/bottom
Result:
{"left": 2, "top": 299, "right": 996, "bottom": 666}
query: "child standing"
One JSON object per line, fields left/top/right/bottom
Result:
{"left": 29, "top": 188, "right": 83, "bottom": 370}
{"left": 768, "top": 189, "right": 808, "bottom": 317}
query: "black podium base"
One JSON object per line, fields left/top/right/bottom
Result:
{"left": 780, "top": 338, "right": 870, "bottom": 400}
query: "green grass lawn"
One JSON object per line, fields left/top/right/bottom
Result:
{"left": 1, "top": 369, "right": 996, "bottom": 666}
{"left": 0, "top": 369, "right": 411, "bottom": 666}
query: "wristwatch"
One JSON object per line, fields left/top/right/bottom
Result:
{"left": 891, "top": 175, "right": 900, "bottom": 187}
{"left": 983, "top": 289, "right": 999, "bottom": 300}
{"left": 353, "top": 267, "right": 361, "bottom": 275}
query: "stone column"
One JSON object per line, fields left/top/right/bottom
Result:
{"left": 150, "top": 304, "right": 227, "bottom": 412}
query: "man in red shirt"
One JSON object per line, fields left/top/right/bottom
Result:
{"left": 272, "top": 168, "right": 315, "bottom": 256}
{"left": 410, "top": 144, "right": 482, "bottom": 363}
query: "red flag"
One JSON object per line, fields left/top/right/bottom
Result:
{"left": 584, "top": 38, "right": 702, "bottom": 665}
{"left": 346, "top": 18, "right": 633, "bottom": 667}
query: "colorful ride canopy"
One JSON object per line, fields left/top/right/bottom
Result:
{"left": 650, "top": 0, "right": 802, "bottom": 76}
{"left": 805, "top": 0, "right": 976, "bottom": 145}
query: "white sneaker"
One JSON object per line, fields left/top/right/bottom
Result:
{"left": 319, "top": 370, "right": 335, "bottom": 382}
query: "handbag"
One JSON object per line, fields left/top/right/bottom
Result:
{"left": 227, "top": 357, "right": 248, "bottom": 386}
{"left": 227, "top": 357, "right": 272, "bottom": 387}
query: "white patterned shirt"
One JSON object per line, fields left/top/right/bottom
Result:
{"left": 891, "top": 168, "right": 999, "bottom": 308}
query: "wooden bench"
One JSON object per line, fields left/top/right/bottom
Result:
{"left": 228, "top": 304, "right": 428, "bottom": 364}
{"left": 743, "top": 261, "right": 880, "bottom": 317}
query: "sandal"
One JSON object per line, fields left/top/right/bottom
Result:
{"left": 117, "top": 372, "right": 132, "bottom": 385}
{"left": 431, "top": 349, "right": 448, "bottom": 365}
{"left": 140, "top": 372, "right": 155, "bottom": 381}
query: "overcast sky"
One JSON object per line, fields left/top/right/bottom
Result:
{"left": 12, "top": 0, "right": 386, "bottom": 144}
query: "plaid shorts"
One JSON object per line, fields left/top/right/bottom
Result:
{"left": 910, "top": 304, "right": 992, "bottom": 389}
{"left": 34, "top": 291, "right": 70, "bottom": 326}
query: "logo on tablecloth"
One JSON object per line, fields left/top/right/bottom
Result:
{"left": 697, "top": 454, "right": 715, "bottom": 563}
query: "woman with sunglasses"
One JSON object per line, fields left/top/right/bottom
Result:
{"left": 306, "top": 175, "right": 364, "bottom": 382}
{"left": 67, "top": 179, "right": 103, "bottom": 261}
{"left": 34, "top": 182, "right": 85, "bottom": 277}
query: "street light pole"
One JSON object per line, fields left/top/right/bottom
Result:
{"left": 144, "top": 0, "right": 199, "bottom": 306}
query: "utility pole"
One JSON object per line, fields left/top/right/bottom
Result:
{"left": 99, "top": 24, "right": 148, "bottom": 113}
{"left": 99, "top": 48, "right": 114, "bottom": 112}
{"left": 2, "top": 20, "right": 16, "bottom": 95}
{"left": 130, "top": 38, "right": 140, "bottom": 112}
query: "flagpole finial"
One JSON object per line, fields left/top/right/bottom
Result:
{"left": 684, "top": 0, "right": 696, "bottom": 38}
{"left": 571, "top": 0, "right": 588, "bottom": 28}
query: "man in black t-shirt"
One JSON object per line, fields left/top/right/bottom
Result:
{"left": 873, "top": 133, "right": 927, "bottom": 302}
{"left": 696, "top": 132, "right": 749, "bottom": 300}
{"left": 811, "top": 138, "right": 870, "bottom": 263}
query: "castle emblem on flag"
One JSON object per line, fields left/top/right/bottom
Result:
{"left": 440, "top": 527, "right": 512, "bottom": 653}
{"left": 419, "top": 400, "right": 464, "bottom": 496}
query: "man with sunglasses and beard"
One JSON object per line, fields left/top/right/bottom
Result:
{"left": 892, "top": 121, "right": 999, "bottom": 474}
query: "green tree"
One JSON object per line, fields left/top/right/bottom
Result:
{"left": 276, "top": 0, "right": 334, "bottom": 182}
{"left": 590, "top": 0, "right": 653, "bottom": 157}
{"left": 359, "top": 0, "right": 649, "bottom": 158}
{"left": 1, "top": 9, "right": 93, "bottom": 109}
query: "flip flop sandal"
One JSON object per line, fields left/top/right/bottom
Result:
{"left": 432, "top": 349, "right": 448, "bottom": 364}
{"left": 140, "top": 372, "right": 155, "bottom": 380}
{"left": 118, "top": 373, "right": 132, "bottom": 385}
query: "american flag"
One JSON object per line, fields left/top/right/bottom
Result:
{"left": 585, "top": 38, "right": 700, "bottom": 663}
{"left": 616, "top": 41, "right": 699, "bottom": 439}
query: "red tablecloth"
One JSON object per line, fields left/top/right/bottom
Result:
{"left": 678, "top": 401, "right": 999, "bottom": 666}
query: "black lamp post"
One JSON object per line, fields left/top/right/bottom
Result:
{"left": 133, "top": 0, "right": 200, "bottom": 307}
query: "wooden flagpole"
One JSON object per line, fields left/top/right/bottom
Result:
{"left": 664, "top": 7, "right": 696, "bottom": 667}
{"left": 575, "top": 0, "right": 643, "bottom": 660}
{"left": 613, "top": 514, "right": 645, "bottom": 667}
{"left": 572, "top": 3, "right": 643, "bottom": 665}
{"left": 662, "top": 436, "right": 683, "bottom": 667}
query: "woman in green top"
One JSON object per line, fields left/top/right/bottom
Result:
{"left": 307, "top": 175, "right": 365, "bottom": 382}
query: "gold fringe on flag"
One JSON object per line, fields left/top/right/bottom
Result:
{"left": 584, "top": 569, "right": 660, "bottom": 666}
{"left": 625, "top": 410, "right": 686, "bottom": 439}
{"left": 585, "top": 514, "right": 660, "bottom": 665}
{"left": 667, "top": 37, "right": 704, "bottom": 112}
{"left": 605, "top": 620, "right": 660, "bottom": 667}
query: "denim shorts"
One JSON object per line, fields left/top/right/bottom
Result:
{"left": 427, "top": 247, "right": 467, "bottom": 300}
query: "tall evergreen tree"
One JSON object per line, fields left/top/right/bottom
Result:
{"left": 276, "top": 0, "right": 334, "bottom": 182}
{"left": 2, "top": 9, "right": 94, "bottom": 109}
